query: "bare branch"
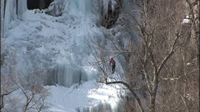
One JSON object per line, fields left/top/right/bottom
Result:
{"left": 105, "top": 80, "right": 145, "bottom": 112}
{"left": 157, "top": 32, "right": 180, "bottom": 75}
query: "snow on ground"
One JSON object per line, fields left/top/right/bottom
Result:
{"left": 44, "top": 79, "right": 124, "bottom": 112}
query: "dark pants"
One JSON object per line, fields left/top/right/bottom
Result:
{"left": 111, "top": 63, "right": 115, "bottom": 74}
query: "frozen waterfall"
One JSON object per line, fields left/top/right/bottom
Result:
{"left": 1, "top": 0, "right": 139, "bottom": 112}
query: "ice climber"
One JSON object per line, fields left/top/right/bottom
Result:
{"left": 109, "top": 58, "right": 116, "bottom": 74}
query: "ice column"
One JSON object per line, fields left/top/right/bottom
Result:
{"left": 55, "top": 63, "right": 88, "bottom": 87}
{"left": 68, "top": 0, "right": 91, "bottom": 16}
{"left": 102, "top": 0, "right": 117, "bottom": 16}
{"left": 2, "top": 0, "right": 27, "bottom": 36}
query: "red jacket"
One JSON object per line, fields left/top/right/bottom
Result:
{"left": 110, "top": 59, "right": 115, "bottom": 65}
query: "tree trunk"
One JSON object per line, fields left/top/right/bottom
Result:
{"left": 149, "top": 92, "right": 156, "bottom": 112}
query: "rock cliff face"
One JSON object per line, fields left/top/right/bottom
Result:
{"left": 27, "top": 0, "right": 53, "bottom": 10}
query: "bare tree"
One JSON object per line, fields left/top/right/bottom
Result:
{"left": 1, "top": 74, "right": 19, "bottom": 110}
{"left": 1, "top": 70, "right": 50, "bottom": 112}
{"left": 1, "top": 45, "right": 50, "bottom": 112}
{"left": 91, "top": 0, "right": 199, "bottom": 112}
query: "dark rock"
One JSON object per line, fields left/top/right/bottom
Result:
{"left": 102, "top": 1, "right": 122, "bottom": 29}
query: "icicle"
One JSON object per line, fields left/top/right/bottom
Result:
{"left": 56, "top": 63, "right": 84, "bottom": 87}
{"left": 79, "top": 0, "right": 91, "bottom": 16}
{"left": 2, "top": 0, "right": 27, "bottom": 33}
{"left": 102, "top": 0, "right": 110, "bottom": 16}
{"left": 4, "top": 0, "right": 16, "bottom": 31}
{"left": 68, "top": 0, "right": 91, "bottom": 16}
{"left": 111, "top": 0, "right": 117, "bottom": 13}
{"left": 17, "top": 0, "right": 27, "bottom": 19}
{"left": 102, "top": 0, "right": 117, "bottom": 15}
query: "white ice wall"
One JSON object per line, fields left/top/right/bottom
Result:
{"left": 2, "top": 0, "right": 27, "bottom": 37}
